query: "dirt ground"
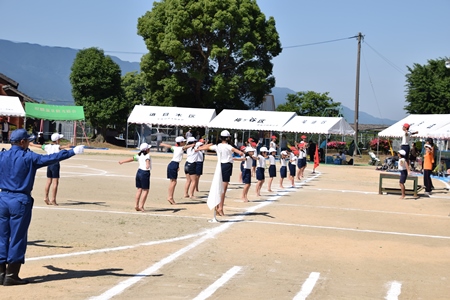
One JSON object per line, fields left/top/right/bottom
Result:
{"left": 1, "top": 144, "right": 449, "bottom": 299}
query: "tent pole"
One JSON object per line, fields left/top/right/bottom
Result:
{"left": 126, "top": 123, "right": 129, "bottom": 148}
{"left": 73, "top": 121, "right": 77, "bottom": 145}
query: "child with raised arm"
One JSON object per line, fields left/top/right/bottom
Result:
{"left": 279, "top": 150, "right": 288, "bottom": 188}
{"left": 255, "top": 147, "right": 268, "bottom": 196}
{"left": 236, "top": 146, "right": 256, "bottom": 202}
{"left": 267, "top": 148, "right": 277, "bottom": 192}
{"left": 118, "top": 143, "right": 152, "bottom": 211}
{"left": 29, "top": 133, "right": 72, "bottom": 205}
{"left": 160, "top": 137, "right": 194, "bottom": 204}
{"left": 397, "top": 149, "right": 410, "bottom": 199}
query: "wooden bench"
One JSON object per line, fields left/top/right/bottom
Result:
{"left": 379, "top": 173, "right": 421, "bottom": 197}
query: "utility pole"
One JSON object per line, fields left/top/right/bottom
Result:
{"left": 353, "top": 32, "right": 363, "bottom": 156}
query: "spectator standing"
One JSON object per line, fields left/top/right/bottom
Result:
{"left": 2, "top": 120, "right": 9, "bottom": 143}
{"left": 423, "top": 143, "right": 434, "bottom": 196}
{"left": 308, "top": 140, "right": 316, "bottom": 162}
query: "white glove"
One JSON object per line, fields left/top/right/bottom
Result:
{"left": 73, "top": 145, "right": 85, "bottom": 155}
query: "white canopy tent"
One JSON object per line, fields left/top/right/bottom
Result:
{"left": 207, "top": 109, "right": 297, "bottom": 131}
{"left": 127, "top": 105, "right": 216, "bottom": 127}
{"left": 281, "top": 116, "right": 355, "bottom": 135}
{"left": 428, "top": 123, "right": 450, "bottom": 140}
{"left": 378, "top": 114, "right": 450, "bottom": 138}
{"left": 0, "top": 95, "right": 26, "bottom": 117}
{"left": 126, "top": 105, "right": 217, "bottom": 146}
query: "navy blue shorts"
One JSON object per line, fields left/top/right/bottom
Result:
{"left": 196, "top": 161, "right": 204, "bottom": 176}
{"left": 221, "top": 163, "right": 233, "bottom": 182}
{"left": 399, "top": 169, "right": 407, "bottom": 184}
{"left": 298, "top": 158, "right": 307, "bottom": 168}
{"left": 269, "top": 165, "right": 276, "bottom": 178}
{"left": 184, "top": 162, "right": 197, "bottom": 175}
{"left": 280, "top": 166, "right": 287, "bottom": 178}
{"left": 288, "top": 163, "right": 296, "bottom": 176}
{"left": 240, "top": 161, "right": 244, "bottom": 172}
{"left": 47, "top": 163, "right": 61, "bottom": 178}
{"left": 167, "top": 161, "right": 179, "bottom": 179}
{"left": 242, "top": 169, "right": 251, "bottom": 184}
{"left": 256, "top": 167, "right": 265, "bottom": 181}
{"left": 401, "top": 144, "right": 410, "bottom": 160}
{"left": 136, "top": 169, "right": 150, "bottom": 189}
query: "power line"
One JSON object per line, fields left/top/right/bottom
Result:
{"left": 363, "top": 42, "right": 405, "bottom": 75}
{"left": 282, "top": 36, "right": 358, "bottom": 49}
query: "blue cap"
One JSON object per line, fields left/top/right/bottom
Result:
{"left": 10, "top": 129, "right": 35, "bottom": 142}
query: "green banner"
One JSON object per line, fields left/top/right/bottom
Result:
{"left": 25, "top": 103, "right": 85, "bottom": 121}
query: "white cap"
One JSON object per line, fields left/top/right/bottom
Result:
{"left": 187, "top": 136, "right": 197, "bottom": 142}
{"left": 424, "top": 144, "right": 432, "bottom": 149}
{"left": 268, "top": 148, "right": 276, "bottom": 153}
{"left": 175, "top": 136, "right": 186, "bottom": 143}
{"left": 220, "top": 130, "right": 231, "bottom": 137}
{"left": 139, "top": 143, "right": 151, "bottom": 151}
{"left": 51, "top": 133, "right": 64, "bottom": 142}
{"left": 195, "top": 141, "right": 204, "bottom": 147}
{"left": 259, "top": 146, "right": 268, "bottom": 152}
{"left": 398, "top": 149, "right": 406, "bottom": 156}
{"left": 280, "top": 150, "right": 287, "bottom": 155}
{"left": 245, "top": 147, "right": 255, "bottom": 153}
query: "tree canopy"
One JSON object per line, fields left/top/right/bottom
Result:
{"left": 137, "top": 0, "right": 282, "bottom": 110}
{"left": 70, "top": 48, "right": 126, "bottom": 137}
{"left": 276, "top": 91, "right": 341, "bottom": 116}
{"left": 121, "top": 71, "right": 150, "bottom": 115}
{"left": 404, "top": 57, "right": 450, "bottom": 114}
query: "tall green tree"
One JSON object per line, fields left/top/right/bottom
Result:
{"left": 70, "top": 48, "right": 125, "bottom": 138}
{"left": 137, "top": 0, "right": 282, "bottom": 110}
{"left": 276, "top": 91, "right": 341, "bottom": 116}
{"left": 121, "top": 71, "right": 150, "bottom": 115}
{"left": 404, "top": 57, "right": 450, "bottom": 114}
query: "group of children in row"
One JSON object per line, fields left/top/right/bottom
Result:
{"left": 119, "top": 136, "right": 207, "bottom": 211}
{"left": 236, "top": 142, "right": 309, "bottom": 202}
{"left": 118, "top": 132, "right": 314, "bottom": 212}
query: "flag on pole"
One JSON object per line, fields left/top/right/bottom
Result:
{"left": 314, "top": 145, "right": 320, "bottom": 169}
{"left": 207, "top": 151, "right": 223, "bottom": 210}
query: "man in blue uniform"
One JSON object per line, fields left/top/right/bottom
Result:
{"left": 0, "top": 129, "right": 84, "bottom": 286}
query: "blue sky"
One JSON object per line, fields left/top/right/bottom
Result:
{"left": 1, "top": 0, "right": 449, "bottom": 121}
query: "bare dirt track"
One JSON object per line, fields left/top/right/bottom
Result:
{"left": 1, "top": 145, "right": 449, "bottom": 299}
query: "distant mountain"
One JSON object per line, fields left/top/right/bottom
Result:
{"left": 1, "top": 39, "right": 395, "bottom": 125}
{"left": 0, "top": 39, "right": 140, "bottom": 105}
{"left": 271, "top": 87, "right": 396, "bottom": 125}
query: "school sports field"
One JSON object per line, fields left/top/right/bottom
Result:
{"left": 2, "top": 146, "right": 450, "bottom": 299}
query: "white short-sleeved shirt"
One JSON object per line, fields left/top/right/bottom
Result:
{"left": 398, "top": 157, "right": 406, "bottom": 171}
{"left": 401, "top": 131, "right": 412, "bottom": 145}
{"left": 280, "top": 157, "right": 287, "bottom": 167}
{"left": 244, "top": 156, "right": 254, "bottom": 169}
{"left": 170, "top": 146, "right": 184, "bottom": 162}
{"left": 290, "top": 153, "right": 298, "bottom": 164}
{"left": 268, "top": 155, "right": 276, "bottom": 165}
{"left": 270, "top": 141, "right": 277, "bottom": 149}
{"left": 134, "top": 153, "right": 151, "bottom": 171}
{"left": 257, "top": 155, "right": 266, "bottom": 168}
{"left": 42, "top": 144, "right": 60, "bottom": 155}
{"left": 210, "top": 143, "right": 234, "bottom": 163}
{"left": 186, "top": 147, "right": 198, "bottom": 163}
{"left": 196, "top": 149, "right": 204, "bottom": 162}
{"left": 298, "top": 149, "right": 306, "bottom": 159}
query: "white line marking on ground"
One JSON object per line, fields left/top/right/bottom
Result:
{"left": 293, "top": 272, "right": 321, "bottom": 300}
{"left": 88, "top": 172, "right": 320, "bottom": 299}
{"left": 28, "top": 231, "right": 207, "bottom": 261}
{"left": 385, "top": 281, "right": 402, "bottom": 300}
{"left": 276, "top": 203, "right": 449, "bottom": 219}
{"left": 192, "top": 266, "right": 242, "bottom": 300}
{"left": 248, "top": 220, "right": 450, "bottom": 240}
{"left": 34, "top": 206, "right": 210, "bottom": 220}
